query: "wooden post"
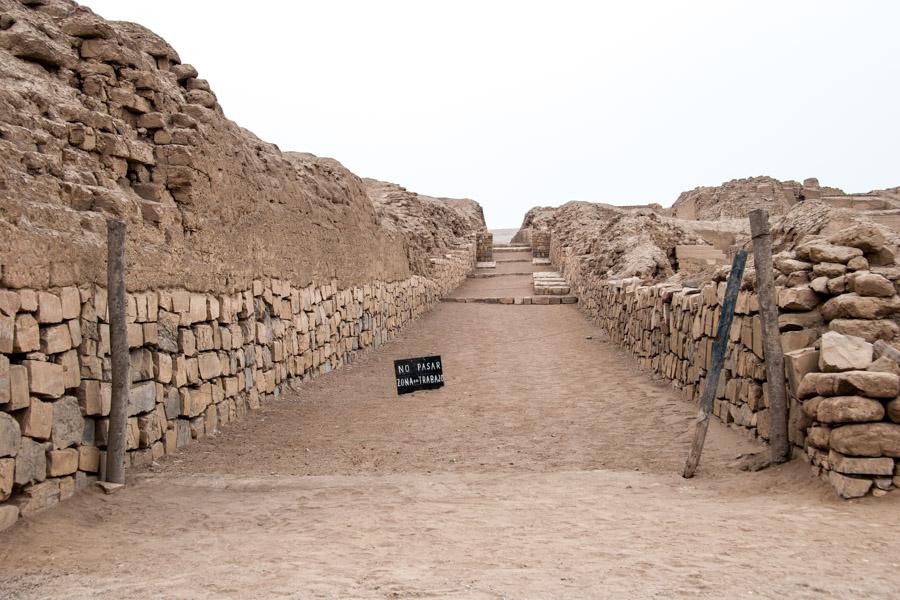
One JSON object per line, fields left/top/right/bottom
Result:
{"left": 749, "top": 209, "right": 790, "bottom": 464}
{"left": 682, "top": 249, "right": 747, "bottom": 478}
{"left": 104, "top": 219, "right": 130, "bottom": 485}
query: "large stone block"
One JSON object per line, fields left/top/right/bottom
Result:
{"left": 51, "top": 396, "right": 85, "bottom": 449}
{"left": 39, "top": 323, "right": 72, "bottom": 355}
{"left": 819, "top": 331, "right": 872, "bottom": 372}
{"left": 60, "top": 287, "right": 81, "bottom": 320}
{"left": 128, "top": 381, "right": 157, "bottom": 416}
{"left": 8, "top": 364, "right": 29, "bottom": 410}
{"left": 828, "top": 318, "right": 899, "bottom": 343}
{"left": 13, "top": 313, "right": 40, "bottom": 353}
{"left": 851, "top": 273, "right": 895, "bottom": 298}
{"left": 830, "top": 423, "right": 900, "bottom": 457}
{"left": 828, "top": 450, "right": 894, "bottom": 476}
{"left": 0, "top": 313, "right": 12, "bottom": 353}
{"left": 17, "top": 398, "right": 53, "bottom": 440}
{"left": 15, "top": 437, "right": 47, "bottom": 485}
{"left": 807, "top": 243, "right": 863, "bottom": 265}
{"left": 778, "top": 286, "right": 820, "bottom": 311}
{"left": 817, "top": 396, "right": 885, "bottom": 424}
{"left": 828, "top": 471, "right": 873, "bottom": 499}
{"left": 821, "top": 293, "right": 900, "bottom": 321}
{"left": 23, "top": 360, "right": 65, "bottom": 398}
{"left": 801, "top": 370, "right": 899, "bottom": 399}
{"left": 78, "top": 445, "right": 100, "bottom": 473}
{"left": 828, "top": 224, "right": 886, "bottom": 253}
{"left": 47, "top": 448, "right": 79, "bottom": 476}
{"left": 198, "top": 352, "right": 221, "bottom": 379}
{"left": 14, "top": 479, "right": 60, "bottom": 516}
{"left": 784, "top": 347, "right": 819, "bottom": 396}
{"left": 36, "top": 292, "right": 63, "bottom": 324}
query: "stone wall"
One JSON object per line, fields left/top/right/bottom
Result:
{"left": 532, "top": 231, "right": 551, "bottom": 258}
{"left": 553, "top": 222, "right": 900, "bottom": 498}
{"left": 476, "top": 232, "right": 493, "bottom": 262}
{"left": 0, "top": 243, "right": 475, "bottom": 527}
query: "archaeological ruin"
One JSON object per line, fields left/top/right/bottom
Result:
{"left": 1, "top": 0, "right": 900, "bottom": 597}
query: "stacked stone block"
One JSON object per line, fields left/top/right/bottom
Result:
{"left": 476, "top": 232, "right": 493, "bottom": 263}
{"left": 532, "top": 231, "right": 551, "bottom": 259}
{"left": 0, "top": 244, "right": 474, "bottom": 529}
{"left": 551, "top": 223, "right": 900, "bottom": 497}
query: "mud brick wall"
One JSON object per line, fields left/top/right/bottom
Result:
{"left": 532, "top": 231, "right": 551, "bottom": 258}
{"left": 0, "top": 245, "right": 474, "bottom": 526}
{"left": 551, "top": 223, "right": 900, "bottom": 498}
{"left": 476, "top": 232, "right": 493, "bottom": 262}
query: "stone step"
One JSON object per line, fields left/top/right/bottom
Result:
{"left": 475, "top": 261, "right": 496, "bottom": 269}
{"left": 533, "top": 271, "right": 571, "bottom": 295}
{"left": 495, "top": 258, "right": 532, "bottom": 263}
{"left": 532, "top": 258, "right": 551, "bottom": 265}
{"left": 468, "top": 272, "right": 535, "bottom": 278}
{"left": 492, "top": 246, "right": 532, "bottom": 252}
{"left": 441, "top": 296, "right": 578, "bottom": 305}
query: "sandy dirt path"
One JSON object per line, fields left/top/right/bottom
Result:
{"left": 1, "top": 278, "right": 899, "bottom": 599}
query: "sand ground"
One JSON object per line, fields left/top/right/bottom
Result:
{"left": 1, "top": 274, "right": 899, "bottom": 599}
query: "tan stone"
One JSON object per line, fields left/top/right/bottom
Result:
{"left": 828, "top": 318, "right": 899, "bottom": 343}
{"left": 39, "top": 323, "right": 72, "bottom": 354}
{"left": 808, "top": 243, "right": 863, "bottom": 264}
{"left": 8, "top": 365, "right": 30, "bottom": 410}
{"left": 886, "top": 398, "right": 900, "bottom": 423}
{"left": 13, "top": 313, "right": 40, "bottom": 353}
{"left": 828, "top": 223, "right": 886, "bottom": 253}
{"left": 0, "top": 313, "right": 13, "bottom": 353}
{"left": 23, "top": 360, "right": 65, "bottom": 398}
{"left": 821, "top": 293, "right": 900, "bottom": 321}
{"left": 806, "top": 426, "right": 831, "bottom": 450}
{"left": 36, "top": 291, "right": 63, "bottom": 323}
{"left": 803, "top": 370, "right": 899, "bottom": 398}
{"left": 154, "top": 352, "right": 172, "bottom": 383}
{"left": 830, "top": 423, "right": 900, "bottom": 457}
{"left": 847, "top": 256, "right": 869, "bottom": 271}
{"left": 0, "top": 504, "right": 19, "bottom": 532}
{"left": 198, "top": 352, "right": 221, "bottom": 379}
{"left": 78, "top": 446, "right": 100, "bottom": 473}
{"left": 778, "top": 286, "right": 819, "bottom": 311}
{"left": 851, "top": 273, "right": 895, "bottom": 298}
{"left": 189, "top": 294, "right": 208, "bottom": 324}
{"left": 14, "top": 479, "right": 60, "bottom": 516}
{"left": 17, "top": 398, "right": 53, "bottom": 440}
{"left": 829, "top": 450, "right": 894, "bottom": 476}
{"left": 817, "top": 396, "right": 884, "bottom": 424}
{"left": 818, "top": 331, "right": 872, "bottom": 372}
{"left": 828, "top": 471, "right": 873, "bottom": 499}
{"left": 60, "top": 287, "right": 81, "bottom": 320}
{"left": 802, "top": 396, "right": 826, "bottom": 419}
{"left": 47, "top": 448, "right": 79, "bottom": 476}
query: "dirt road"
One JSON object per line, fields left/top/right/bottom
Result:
{"left": 1, "top": 272, "right": 898, "bottom": 599}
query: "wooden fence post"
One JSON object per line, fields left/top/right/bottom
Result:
{"left": 683, "top": 249, "right": 747, "bottom": 478}
{"left": 104, "top": 219, "right": 130, "bottom": 484}
{"left": 749, "top": 209, "right": 790, "bottom": 464}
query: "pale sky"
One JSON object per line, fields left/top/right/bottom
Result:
{"left": 86, "top": 1, "right": 900, "bottom": 228}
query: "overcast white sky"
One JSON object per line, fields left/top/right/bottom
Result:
{"left": 87, "top": 1, "right": 900, "bottom": 228}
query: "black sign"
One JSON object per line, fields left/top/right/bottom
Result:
{"left": 394, "top": 355, "right": 444, "bottom": 395}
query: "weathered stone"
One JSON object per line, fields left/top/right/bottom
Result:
{"left": 886, "top": 398, "right": 900, "bottom": 423}
{"left": 60, "top": 287, "right": 81, "bottom": 320}
{"left": 784, "top": 347, "right": 819, "bottom": 396}
{"left": 0, "top": 412, "right": 20, "bottom": 457}
{"left": 17, "top": 398, "right": 52, "bottom": 440}
{"left": 138, "top": 411, "right": 163, "bottom": 447}
{"left": 868, "top": 356, "right": 900, "bottom": 376}
{"left": 802, "top": 396, "right": 826, "bottom": 419}
{"left": 198, "top": 351, "right": 221, "bottom": 379}
{"left": 36, "top": 291, "right": 63, "bottom": 324}
{"left": 851, "top": 272, "right": 895, "bottom": 298}
{"left": 778, "top": 286, "right": 820, "bottom": 311}
{"left": 828, "top": 223, "right": 887, "bottom": 253}
{"left": 773, "top": 256, "right": 812, "bottom": 275}
{"left": 14, "top": 437, "right": 47, "bottom": 485}
{"left": 847, "top": 256, "right": 869, "bottom": 271}
{"left": 803, "top": 370, "right": 899, "bottom": 398}
{"left": 0, "top": 313, "right": 12, "bottom": 353}
{"left": 828, "top": 450, "right": 894, "bottom": 476}
{"left": 157, "top": 310, "right": 179, "bottom": 353}
{"left": 154, "top": 352, "right": 172, "bottom": 383}
{"left": 813, "top": 262, "right": 847, "bottom": 278}
{"left": 809, "top": 276, "right": 829, "bottom": 294}
{"left": 821, "top": 293, "right": 900, "bottom": 321}
{"left": 39, "top": 323, "right": 72, "bottom": 354}
{"left": 778, "top": 311, "right": 823, "bottom": 331}
{"left": 818, "top": 331, "right": 872, "bottom": 372}
{"left": 47, "top": 448, "right": 79, "bottom": 476}
{"left": 817, "top": 396, "right": 884, "bottom": 424}
{"left": 23, "top": 360, "right": 65, "bottom": 398}
{"left": 8, "top": 365, "right": 29, "bottom": 410}
{"left": 78, "top": 445, "right": 100, "bottom": 473}
{"left": 13, "top": 313, "right": 40, "bottom": 353}
{"left": 14, "top": 479, "right": 60, "bottom": 516}
{"left": 807, "top": 243, "right": 864, "bottom": 265}
{"left": 828, "top": 471, "right": 873, "bottom": 499}
{"left": 0, "top": 28, "right": 74, "bottom": 68}
{"left": 806, "top": 426, "right": 831, "bottom": 450}
{"left": 828, "top": 318, "right": 899, "bottom": 343}
{"left": 830, "top": 423, "right": 900, "bottom": 457}
{"left": 128, "top": 381, "right": 157, "bottom": 416}
{"left": 51, "top": 396, "right": 84, "bottom": 449}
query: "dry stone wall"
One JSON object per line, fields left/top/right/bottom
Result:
{"left": 554, "top": 221, "right": 900, "bottom": 498}
{"left": 0, "top": 243, "right": 474, "bottom": 526}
